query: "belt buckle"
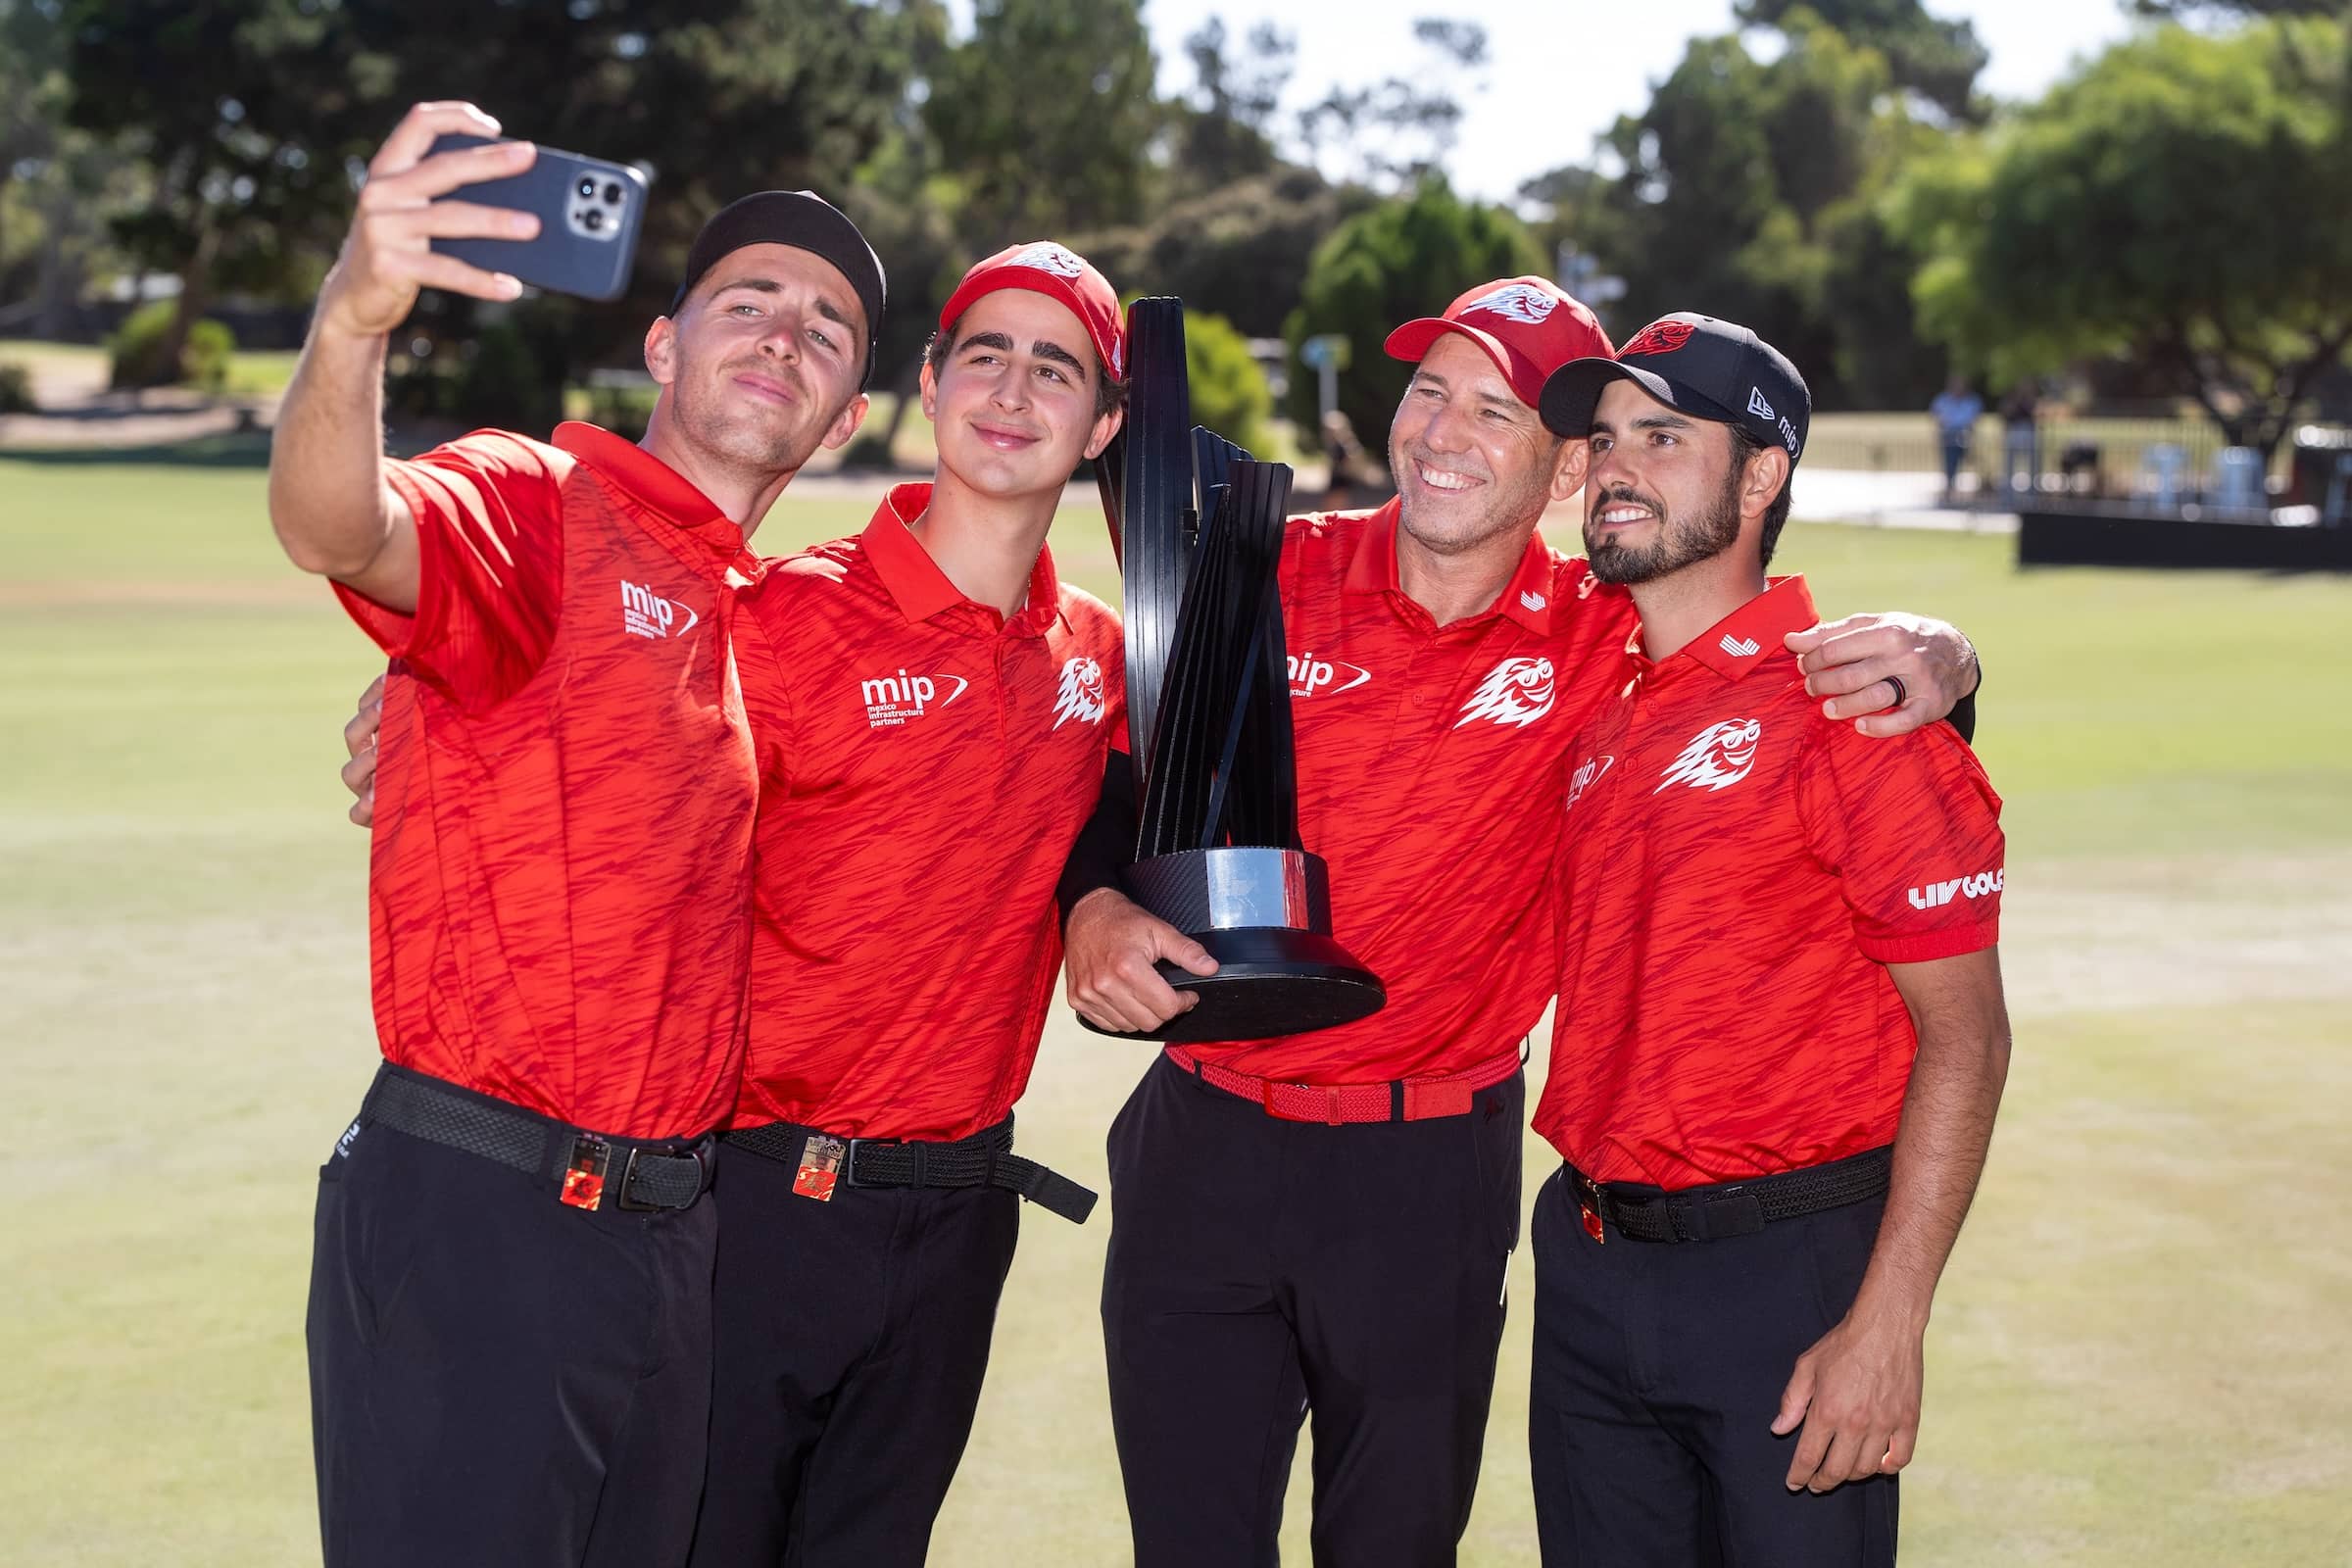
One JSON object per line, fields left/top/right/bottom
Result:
{"left": 842, "top": 1136, "right": 902, "bottom": 1189}
{"left": 615, "top": 1147, "right": 658, "bottom": 1211}
{"left": 1576, "top": 1171, "right": 1606, "bottom": 1246}
{"left": 615, "top": 1144, "right": 710, "bottom": 1212}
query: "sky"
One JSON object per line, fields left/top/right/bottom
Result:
{"left": 1004, "top": 0, "right": 2142, "bottom": 203}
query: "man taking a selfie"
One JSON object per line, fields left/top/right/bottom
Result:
{"left": 272, "top": 100, "right": 881, "bottom": 1568}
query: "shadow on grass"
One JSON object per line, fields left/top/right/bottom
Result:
{"left": 0, "top": 431, "right": 273, "bottom": 468}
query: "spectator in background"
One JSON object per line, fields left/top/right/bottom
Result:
{"left": 2000, "top": 380, "right": 2040, "bottom": 494}
{"left": 1930, "top": 375, "right": 1983, "bottom": 500}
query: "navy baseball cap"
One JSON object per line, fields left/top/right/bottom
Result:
{"left": 1539, "top": 312, "right": 1810, "bottom": 464}
{"left": 670, "top": 191, "right": 887, "bottom": 386}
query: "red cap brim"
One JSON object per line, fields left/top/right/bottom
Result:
{"left": 1384, "top": 318, "right": 1546, "bottom": 409}
{"left": 939, "top": 267, "right": 1124, "bottom": 382}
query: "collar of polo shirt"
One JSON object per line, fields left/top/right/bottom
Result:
{"left": 859, "top": 482, "right": 1062, "bottom": 635}
{"left": 1337, "top": 498, "right": 1555, "bottom": 634}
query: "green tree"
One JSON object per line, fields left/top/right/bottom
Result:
{"left": 1522, "top": 10, "right": 1959, "bottom": 408}
{"left": 1282, "top": 179, "right": 1544, "bottom": 455}
{"left": 1184, "top": 307, "right": 1273, "bottom": 455}
{"left": 1896, "top": 19, "right": 2352, "bottom": 457}
{"left": 924, "top": 0, "right": 1161, "bottom": 235}
{"left": 60, "top": 0, "right": 365, "bottom": 383}
{"left": 59, "top": 0, "right": 927, "bottom": 389}
{"left": 0, "top": 0, "right": 133, "bottom": 334}
{"left": 1735, "top": 0, "right": 1990, "bottom": 122}
{"left": 2130, "top": 0, "right": 2345, "bottom": 16}
{"left": 342, "top": 0, "right": 932, "bottom": 374}
{"left": 1589, "top": 20, "right": 1885, "bottom": 390}
{"left": 1, "top": 0, "right": 66, "bottom": 287}
{"left": 1168, "top": 17, "right": 1292, "bottom": 194}
{"left": 1297, "top": 18, "right": 1490, "bottom": 190}
{"left": 1077, "top": 165, "right": 1377, "bottom": 338}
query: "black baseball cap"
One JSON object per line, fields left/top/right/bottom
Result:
{"left": 670, "top": 191, "right": 887, "bottom": 386}
{"left": 1539, "top": 312, "right": 1810, "bottom": 464}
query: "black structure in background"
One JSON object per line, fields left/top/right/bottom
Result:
{"left": 1089, "top": 298, "right": 1384, "bottom": 1045}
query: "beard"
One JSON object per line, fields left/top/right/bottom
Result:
{"left": 1585, "top": 462, "right": 1743, "bottom": 585}
{"left": 669, "top": 353, "right": 836, "bottom": 474}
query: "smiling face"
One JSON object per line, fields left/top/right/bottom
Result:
{"left": 1581, "top": 378, "right": 1754, "bottom": 585}
{"left": 1388, "top": 333, "right": 1582, "bottom": 559}
{"left": 646, "top": 242, "right": 870, "bottom": 474}
{"left": 919, "top": 288, "right": 1122, "bottom": 502}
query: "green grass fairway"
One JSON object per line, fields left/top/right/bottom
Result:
{"left": 4, "top": 444, "right": 2349, "bottom": 1565}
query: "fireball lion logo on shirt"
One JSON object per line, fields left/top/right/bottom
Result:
{"left": 1653, "top": 718, "right": 1762, "bottom": 793}
{"left": 1454, "top": 657, "right": 1555, "bottom": 729}
{"left": 1052, "top": 656, "right": 1106, "bottom": 729}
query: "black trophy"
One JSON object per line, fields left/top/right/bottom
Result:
{"left": 1085, "top": 297, "right": 1385, "bottom": 1044}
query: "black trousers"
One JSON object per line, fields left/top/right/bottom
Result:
{"left": 1102, "top": 1054, "right": 1524, "bottom": 1568}
{"left": 1528, "top": 1168, "right": 1897, "bottom": 1567}
{"left": 688, "top": 1137, "right": 1020, "bottom": 1567}
{"left": 307, "top": 1080, "right": 717, "bottom": 1568}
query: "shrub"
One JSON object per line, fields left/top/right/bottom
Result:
{"left": 107, "top": 300, "right": 237, "bottom": 392}
{"left": 0, "top": 363, "right": 33, "bottom": 415}
{"left": 1183, "top": 309, "right": 1273, "bottom": 459}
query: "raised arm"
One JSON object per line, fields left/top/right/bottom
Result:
{"left": 1772, "top": 945, "right": 2012, "bottom": 1492}
{"left": 270, "top": 102, "right": 538, "bottom": 612}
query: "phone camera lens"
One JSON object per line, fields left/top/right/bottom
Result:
{"left": 583, "top": 208, "right": 605, "bottom": 231}
{"left": 577, "top": 177, "right": 597, "bottom": 198}
{"left": 603, "top": 181, "right": 622, "bottom": 205}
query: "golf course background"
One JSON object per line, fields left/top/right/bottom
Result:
{"left": 4, "top": 437, "right": 2348, "bottom": 1564}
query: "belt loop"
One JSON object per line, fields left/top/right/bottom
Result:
{"left": 1390, "top": 1080, "right": 1406, "bottom": 1122}
{"left": 908, "top": 1142, "right": 928, "bottom": 1188}
{"left": 1325, "top": 1087, "right": 1344, "bottom": 1126}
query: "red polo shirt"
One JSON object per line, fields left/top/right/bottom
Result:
{"left": 1186, "top": 499, "right": 1639, "bottom": 1082}
{"left": 732, "top": 484, "right": 1124, "bottom": 1142}
{"left": 335, "top": 422, "right": 763, "bottom": 1139}
{"left": 1534, "top": 577, "right": 2004, "bottom": 1189}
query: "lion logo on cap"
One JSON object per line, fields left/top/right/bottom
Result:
{"left": 1009, "top": 242, "right": 1087, "bottom": 279}
{"left": 1621, "top": 319, "right": 1697, "bottom": 359}
{"left": 1463, "top": 283, "right": 1559, "bottom": 325}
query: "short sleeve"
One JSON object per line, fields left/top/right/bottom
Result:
{"left": 332, "top": 429, "right": 567, "bottom": 711}
{"left": 1797, "top": 719, "right": 2004, "bottom": 964}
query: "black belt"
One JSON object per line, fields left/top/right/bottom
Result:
{"left": 363, "top": 1065, "right": 714, "bottom": 1212}
{"left": 1567, "top": 1146, "right": 1891, "bottom": 1244}
{"left": 723, "top": 1115, "right": 1097, "bottom": 1225}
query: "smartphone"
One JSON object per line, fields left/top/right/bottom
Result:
{"left": 425, "top": 134, "right": 648, "bottom": 302}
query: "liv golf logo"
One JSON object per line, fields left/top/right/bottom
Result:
{"left": 1907, "top": 867, "right": 2003, "bottom": 909}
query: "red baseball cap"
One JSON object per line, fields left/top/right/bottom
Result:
{"left": 1384, "top": 277, "right": 1614, "bottom": 410}
{"left": 937, "top": 241, "right": 1127, "bottom": 383}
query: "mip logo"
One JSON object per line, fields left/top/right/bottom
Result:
{"left": 1287, "top": 651, "right": 1371, "bottom": 698}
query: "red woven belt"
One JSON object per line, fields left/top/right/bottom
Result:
{"left": 1163, "top": 1042, "right": 1524, "bottom": 1125}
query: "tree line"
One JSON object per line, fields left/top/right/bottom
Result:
{"left": 3, "top": 0, "right": 2345, "bottom": 458}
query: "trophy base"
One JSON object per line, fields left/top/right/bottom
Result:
{"left": 1078, "top": 846, "right": 1388, "bottom": 1044}
{"left": 1079, "top": 927, "right": 1387, "bottom": 1044}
